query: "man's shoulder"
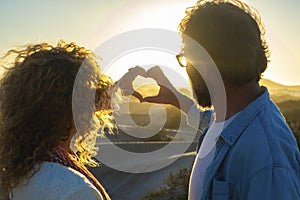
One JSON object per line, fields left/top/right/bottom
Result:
{"left": 238, "top": 97, "right": 296, "bottom": 145}
{"left": 230, "top": 100, "right": 299, "bottom": 171}
{"left": 221, "top": 101, "right": 300, "bottom": 191}
{"left": 249, "top": 99, "right": 297, "bottom": 148}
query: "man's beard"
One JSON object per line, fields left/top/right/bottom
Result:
{"left": 187, "top": 65, "right": 212, "bottom": 108}
{"left": 190, "top": 78, "right": 212, "bottom": 108}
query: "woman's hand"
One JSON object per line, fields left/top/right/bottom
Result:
{"left": 115, "top": 66, "right": 146, "bottom": 102}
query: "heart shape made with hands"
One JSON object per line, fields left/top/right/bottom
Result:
{"left": 117, "top": 66, "right": 177, "bottom": 104}
{"left": 132, "top": 76, "right": 160, "bottom": 100}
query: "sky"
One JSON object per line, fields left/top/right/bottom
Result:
{"left": 0, "top": 0, "right": 299, "bottom": 86}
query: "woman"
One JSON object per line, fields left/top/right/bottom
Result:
{"left": 0, "top": 41, "right": 113, "bottom": 200}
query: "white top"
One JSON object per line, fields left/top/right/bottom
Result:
{"left": 186, "top": 104, "right": 213, "bottom": 131}
{"left": 188, "top": 112, "right": 239, "bottom": 200}
{"left": 11, "top": 162, "right": 103, "bottom": 200}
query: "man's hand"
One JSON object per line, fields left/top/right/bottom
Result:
{"left": 141, "top": 66, "right": 179, "bottom": 107}
{"left": 141, "top": 66, "right": 195, "bottom": 113}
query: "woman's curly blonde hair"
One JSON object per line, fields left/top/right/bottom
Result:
{"left": 0, "top": 41, "right": 114, "bottom": 199}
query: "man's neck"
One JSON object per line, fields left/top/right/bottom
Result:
{"left": 214, "top": 81, "right": 264, "bottom": 122}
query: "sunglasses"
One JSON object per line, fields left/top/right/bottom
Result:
{"left": 176, "top": 53, "right": 208, "bottom": 76}
{"left": 176, "top": 54, "right": 189, "bottom": 68}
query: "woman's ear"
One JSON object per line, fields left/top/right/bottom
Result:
{"left": 61, "top": 119, "right": 73, "bottom": 142}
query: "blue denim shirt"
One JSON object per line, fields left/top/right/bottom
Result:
{"left": 197, "top": 88, "right": 300, "bottom": 200}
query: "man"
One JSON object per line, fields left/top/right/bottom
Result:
{"left": 126, "top": 0, "right": 300, "bottom": 199}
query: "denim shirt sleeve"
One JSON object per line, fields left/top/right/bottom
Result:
{"left": 245, "top": 165, "right": 300, "bottom": 199}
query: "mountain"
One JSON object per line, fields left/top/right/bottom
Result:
{"left": 259, "top": 79, "right": 300, "bottom": 102}
{"left": 113, "top": 78, "right": 300, "bottom": 143}
{"left": 260, "top": 79, "right": 300, "bottom": 90}
{"left": 132, "top": 78, "right": 300, "bottom": 103}
{"left": 120, "top": 78, "right": 300, "bottom": 114}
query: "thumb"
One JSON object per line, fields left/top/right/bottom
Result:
{"left": 142, "top": 95, "right": 164, "bottom": 104}
{"left": 132, "top": 91, "right": 143, "bottom": 102}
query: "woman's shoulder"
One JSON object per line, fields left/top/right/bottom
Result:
{"left": 39, "top": 162, "right": 92, "bottom": 186}
{"left": 12, "top": 162, "right": 102, "bottom": 200}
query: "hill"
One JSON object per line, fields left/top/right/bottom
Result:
{"left": 277, "top": 100, "right": 300, "bottom": 123}
{"left": 131, "top": 78, "right": 300, "bottom": 102}
{"left": 259, "top": 79, "right": 300, "bottom": 102}
{"left": 115, "top": 78, "right": 300, "bottom": 128}
{"left": 260, "top": 79, "right": 300, "bottom": 90}
{"left": 112, "top": 78, "right": 300, "bottom": 146}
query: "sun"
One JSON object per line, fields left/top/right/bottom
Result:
{"left": 101, "top": 49, "right": 190, "bottom": 88}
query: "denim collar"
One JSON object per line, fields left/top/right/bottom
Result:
{"left": 220, "top": 87, "right": 270, "bottom": 146}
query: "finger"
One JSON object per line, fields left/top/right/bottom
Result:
{"left": 146, "top": 66, "right": 163, "bottom": 79}
{"left": 146, "top": 66, "right": 174, "bottom": 89}
{"left": 129, "top": 66, "right": 147, "bottom": 77}
{"left": 132, "top": 91, "right": 143, "bottom": 102}
{"left": 147, "top": 68, "right": 164, "bottom": 86}
{"left": 117, "top": 66, "right": 146, "bottom": 84}
{"left": 142, "top": 95, "right": 164, "bottom": 104}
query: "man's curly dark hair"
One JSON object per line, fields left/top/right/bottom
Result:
{"left": 179, "top": 0, "right": 271, "bottom": 84}
{"left": 0, "top": 41, "right": 113, "bottom": 199}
